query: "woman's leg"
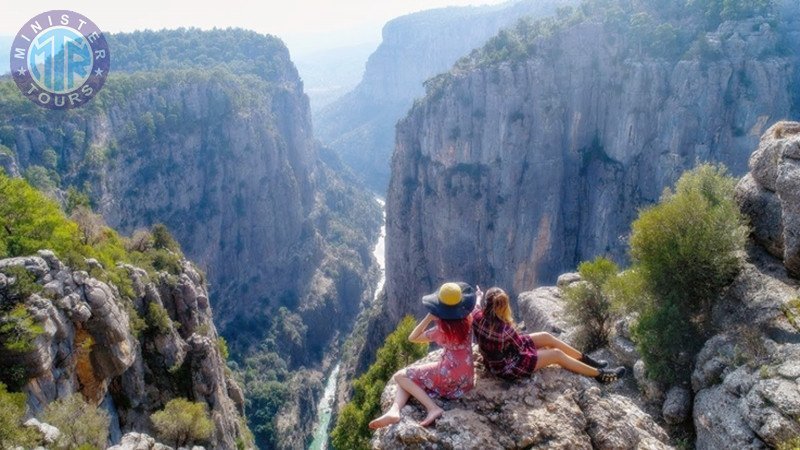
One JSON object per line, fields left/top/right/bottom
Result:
{"left": 368, "top": 369, "right": 444, "bottom": 429}
{"left": 368, "top": 371, "right": 412, "bottom": 429}
{"left": 394, "top": 373, "right": 444, "bottom": 426}
{"left": 529, "top": 332, "right": 582, "bottom": 359}
{"left": 535, "top": 348, "right": 599, "bottom": 377}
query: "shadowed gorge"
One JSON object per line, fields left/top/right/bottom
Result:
{"left": 0, "top": 28, "right": 381, "bottom": 449}
{"left": 2, "top": 1, "right": 800, "bottom": 448}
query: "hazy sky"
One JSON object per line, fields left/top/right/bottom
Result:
{"left": 2, "top": 0, "right": 509, "bottom": 55}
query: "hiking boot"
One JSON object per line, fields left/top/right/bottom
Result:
{"left": 580, "top": 353, "right": 609, "bottom": 369}
{"left": 595, "top": 366, "right": 626, "bottom": 384}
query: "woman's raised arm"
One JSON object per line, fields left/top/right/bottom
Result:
{"left": 408, "top": 313, "right": 436, "bottom": 343}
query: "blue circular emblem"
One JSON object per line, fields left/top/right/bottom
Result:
{"left": 10, "top": 10, "right": 110, "bottom": 110}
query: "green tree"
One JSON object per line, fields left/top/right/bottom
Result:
{"left": 152, "top": 223, "right": 180, "bottom": 252}
{"left": 146, "top": 302, "right": 173, "bottom": 335}
{"left": 23, "top": 165, "right": 57, "bottom": 192}
{"left": 0, "top": 305, "right": 44, "bottom": 353}
{"left": 563, "top": 256, "right": 619, "bottom": 350}
{"left": 65, "top": 186, "right": 91, "bottom": 214}
{"left": 42, "top": 394, "right": 110, "bottom": 450}
{"left": 150, "top": 398, "right": 214, "bottom": 448}
{"left": 331, "top": 316, "right": 428, "bottom": 450}
{"left": 0, "top": 382, "right": 38, "bottom": 448}
{"left": 42, "top": 148, "right": 58, "bottom": 169}
{"left": 248, "top": 381, "right": 288, "bottom": 448}
{"left": 627, "top": 163, "right": 748, "bottom": 382}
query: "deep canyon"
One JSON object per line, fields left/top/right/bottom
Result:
{"left": 1, "top": 0, "right": 800, "bottom": 449}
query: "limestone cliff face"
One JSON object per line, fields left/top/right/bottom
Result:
{"left": 1, "top": 250, "right": 248, "bottom": 449}
{"left": 690, "top": 121, "right": 800, "bottom": 449}
{"left": 315, "top": 0, "right": 576, "bottom": 191}
{"left": 0, "top": 29, "right": 382, "bottom": 448}
{"left": 381, "top": 13, "right": 800, "bottom": 334}
{"left": 2, "top": 30, "right": 380, "bottom": 361}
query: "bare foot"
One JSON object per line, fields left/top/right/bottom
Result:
{"left": 369, "top": 410, "right": 400, "bottom": 430}
{"left": 419, "top": 406, "right": 444, "bottom": 427}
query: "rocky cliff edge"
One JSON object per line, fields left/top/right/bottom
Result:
{"left": 0, "top": 250, "right": 249, "bottom": 449}
{"left": 372, "top": 122, "right": 800, "bottom": 449}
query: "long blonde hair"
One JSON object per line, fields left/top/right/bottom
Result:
{"left": 485, "top": 287, "right": 514, "bottom": 324}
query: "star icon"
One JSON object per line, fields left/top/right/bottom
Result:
{"left": 94, "top": 67, "right": 104, "bottom": 77}
{"left": 16, "top": 66, "right": 27, "bottom": 76}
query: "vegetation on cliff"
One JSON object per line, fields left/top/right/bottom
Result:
{"left": 0, "top": 172, "right": 194, "bottom": 388}
{"left": 567, "top": 164, "right": 748, "bottom": 383}
{"left": 42, "top": 394, "right": 110, "bottom": 450}
{"left": 151, "top": 398, "right": 214, "bottom": 448}
{"left": 331, "top": 315, "right": 428, "bottom": 450}
{"left": 0, "top": 383, "right": 37, "bottom": 448}
{"left": 563, "top": 256, "right": 620, "bottom": 350}
{"left": 424, "top": 0, "right": 782, "bottom": 98}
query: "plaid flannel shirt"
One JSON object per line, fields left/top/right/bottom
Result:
{"left": 472, "top": 309, "right": 538, "bottom": 380}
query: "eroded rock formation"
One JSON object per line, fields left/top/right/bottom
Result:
{"left": 1, "top": 250, "right": 248, "bottom": 449}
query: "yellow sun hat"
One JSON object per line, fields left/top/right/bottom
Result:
{"left": 437, "top": 282, "right": 463, "bottom": 305}
{"left": 421, "top": 282, "right": 477, "bottom": 320}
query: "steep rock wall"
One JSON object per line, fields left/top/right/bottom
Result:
{"left": 382, "top": 14, "right": 798, "bottom": 335}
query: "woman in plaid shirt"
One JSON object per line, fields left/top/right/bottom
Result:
{"left": 472, "top": 287, "right": 625, "bottom": 383}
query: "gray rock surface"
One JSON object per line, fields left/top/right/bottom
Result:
{"left": 372, "top": 349, "right": 671, "bottom": 450}
{"left": 107, "top": 432, "right": 174, "bottom": 450}
{"left": 23, "top": 418, "right": 60, "bottom": 445}
{"left": 737, "top": 121, "right": 800, "bottom": 277}
{"left": 634, "top": 360, "right": 666, "bottom": 404}
{"left": 661, "top": 387, "right": 691, "bottom": 425}
{"left": 692, "top": 125, "right": 800, "bottom": 449}
{"left": 517, "top": 286, "right": 571, "bottom": 336}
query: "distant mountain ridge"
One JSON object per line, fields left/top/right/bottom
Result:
{"left": 315, "top": 0, "right": 577, "bottom": 192}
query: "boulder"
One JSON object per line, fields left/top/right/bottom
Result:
{"left": 634, "top": 360, "right": 665, "bottom": 404}
{"left": 23, "top": 418, "right": 60, "bottom": 445}
{"left": 107, "top": 432, "right": 173, "bottom": 450}
{"left": 372, "top": 349, "right": 671, "bottom": 449}
{"left": 517, "top": 287, "right": 571, "bottom": 337}
{"left": 738, "top": 121, "right": 800, "bottom": 277}
{"left": 662, "top": 386, "right": 691, "bottom": 425}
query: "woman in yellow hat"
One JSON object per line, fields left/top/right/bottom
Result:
{"left": 369, "top": 282, "right": 476, "bottom": 429}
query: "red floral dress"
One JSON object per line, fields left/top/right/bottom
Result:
{"left": 406, "top": 324, "right": 475, "bottom": 399}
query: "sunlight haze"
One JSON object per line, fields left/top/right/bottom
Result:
{"left": 2, "top": 0, "right": 509, "bottom": 55}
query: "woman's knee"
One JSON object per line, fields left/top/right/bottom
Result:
{"left": 531, "top": 331, "right": 555, "bottom": 346}
{"left": 549, "top": 348, "right": 566, "bottom": 361}
{"left": 393, "top": 369, "right": 407, "bottom": 381}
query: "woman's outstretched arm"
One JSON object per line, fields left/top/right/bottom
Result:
{"left": 408, "top": 313, "right": 436, "bottom": 343}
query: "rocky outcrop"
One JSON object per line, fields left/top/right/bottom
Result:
{"left": 370, "top": 269, "right": 680, "bottom": 449}
{"left": 371, "top": 348, "right": 671, "bottom": 449}
{"left": 736, "top": 121, "right": 800, "bottom": 277}
{"left": 108, "top": 432, "right": 173, "bottom": 450}
{"left": 691, "top": 123, "right": 800, "bottom": 449}
{"left": 0, "top": 250, "right": 249, "bottom": 449}
{"left": 0, "top": 28, "right": 382, "bottom": 448}
{"left": 381, "top": 9, "right": 800, "bottom": 343}
{"left": 315, "top": 0, "right": 576, "bottom": 191}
